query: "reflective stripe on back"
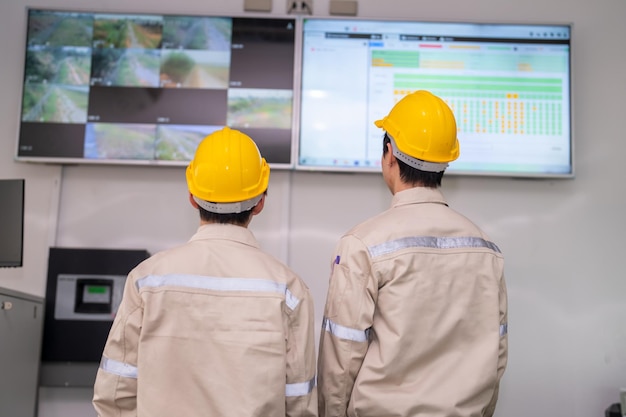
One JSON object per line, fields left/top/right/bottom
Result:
{"left": 100, "top": 355, "right": 316, "bottom": 396}
{"left": 136, "top": 274, "right": 301, "bottom": 310}
{"left": 100, "top": 356, "right": 138, "bottom": 379}
{"left": 368, "top": 236, "right": 501, "bottom": 258}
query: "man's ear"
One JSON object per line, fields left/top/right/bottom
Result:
{"left": 189, "top": 193, "right": 199, "bottom": 209}
{"left": 252, "top": 194, "right": 266, "bottom": 216}
{"left": 384, "top": 142, "right": 397, "bottom": 165}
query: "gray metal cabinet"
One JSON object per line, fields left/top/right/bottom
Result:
{"left": 0, "top": 287, "right": 44, "bottom": 417}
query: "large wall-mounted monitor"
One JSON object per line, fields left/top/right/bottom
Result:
{"left": 16, "top": 9, "right": 298, "bottom": 168}
{"left": 297, "top": 17, "right": 573, "bottom": 178}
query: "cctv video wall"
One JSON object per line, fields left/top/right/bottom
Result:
{"left": 17, "top": 9, "right": 296, "bottom": 167}
{"left": 16, "top": 9, "right": 573, "bottom": 178}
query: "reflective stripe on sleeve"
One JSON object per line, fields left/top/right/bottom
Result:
{"left": 323, "top": 317, "right": 368, "bottom": 342}
{"left": 285, "top": 290, "right": 300, "bottom": 311}
{"left": 368, "top": 236, "right": 501, "bottom": 258}
{"left": 285, "top": 377, "right": 316, "bottom": 397}
{"left": 500, "top": 323, "right": 508, "bottom": 336}
{"left": 136, "top": 274, "right": 301, "bottom": 311}
{"left": 99, "top": 356, "right": 138, "bottom": 379}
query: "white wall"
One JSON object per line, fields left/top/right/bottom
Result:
{"left": 1, "top": 0, "right": 625, "bottom": 416}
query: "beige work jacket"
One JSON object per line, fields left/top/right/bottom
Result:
{"left": 318, "top": 187, "right": 507, "bottom": 417}
{"left": 93, "top": 224, "right": 317, "bottom": 417}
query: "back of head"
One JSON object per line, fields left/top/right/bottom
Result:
{"left": 375, "top": 90, "right": 460, "bottom": 173}
{"left": 186, "top": 127, "right": 270, "bottom": 215}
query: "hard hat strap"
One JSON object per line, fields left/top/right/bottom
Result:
{"left": 193, "top": 194, "right": 263, "bottom": 214}
{"left": 388, "top": 134, "right": 449, "bottom": 173}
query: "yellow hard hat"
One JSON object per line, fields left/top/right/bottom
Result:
{"left": 186, "top": 127, "right": 270, "bottom": 214}
{"left": 374, "top": 90, "right": 460, "bottom": 172}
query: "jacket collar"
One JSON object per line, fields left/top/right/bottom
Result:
{"left": 391, "top": 187, "right": 449, "bottom": 208}
{"left": 189, "top": 223, "right": 260, "bottom": 249}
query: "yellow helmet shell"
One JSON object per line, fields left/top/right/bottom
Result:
{"left": 186, "top": 127, "right": 269, "bottom": 205}
{"left": 375, "top": 90, "right": 460, "bottom": 164}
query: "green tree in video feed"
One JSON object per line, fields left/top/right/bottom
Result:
{"left": 161, "top": 52, "right": 195, "bottom": 84}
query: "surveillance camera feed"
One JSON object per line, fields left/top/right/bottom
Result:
{"left": 298, "top": 18, "right": 573, "bottom": 178}
{"left": 17, "top": 9, "right": 297, "bottom": 167}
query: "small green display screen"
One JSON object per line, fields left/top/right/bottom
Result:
{"left": 87, "top": 285, "right": 108, "bottom": 294}
{"left": 82, "top": 284, "right": 111, "bottom": 303}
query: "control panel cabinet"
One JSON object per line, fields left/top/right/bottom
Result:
{"left": 0, "top": 287, "right": 44, "bottom": 417}
{"left": 40, "top": 247, "right": 149, "bottom": 387}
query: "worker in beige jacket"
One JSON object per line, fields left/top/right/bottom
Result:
{"left": 93, "top": 127, "right": 317, "bottom": 417}
{"left": 318, "top": 91, "right": 508, "bottom": 417}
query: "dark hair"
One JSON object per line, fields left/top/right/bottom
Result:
{"left": 196, "top": 190, "right": 267, "bottom": 226}
{"left": 383, "top": 134, "right": 444, "bottom": 188}
{"left": 198, "top": 206, "right": 254, "bottom": 226}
